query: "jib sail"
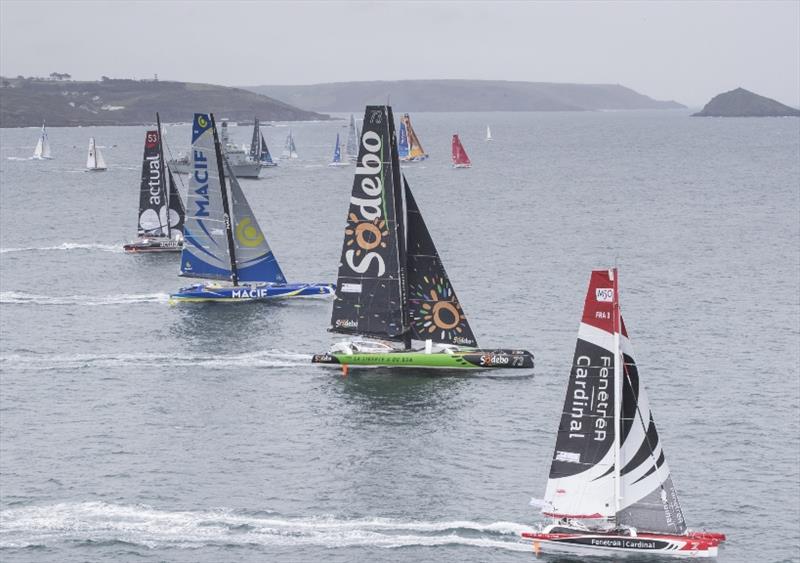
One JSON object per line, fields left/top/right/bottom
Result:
{"left": 330, "top": 105, "right": 407, "bottom": 341}
{"left": 542, "top": 269, "right": 686, "bottom": 534}
{"left": 404, "top": 177, "right": 477, "bottom": 347}
{"left": 401, "top": 114, "right": 427, "bottom": 160}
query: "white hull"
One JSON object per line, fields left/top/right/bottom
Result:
{"left": 525, "top": 537, "right": 719, "bottom": 558}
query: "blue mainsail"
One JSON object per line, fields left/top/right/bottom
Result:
{"left": 180, "top": 113, "right": 285, "bottom": 283}
{"left": 331, "top": 133, "right": 342, "bottom": 164}
{"left": 398, "top": 120, "right": 409, "bottom": 159}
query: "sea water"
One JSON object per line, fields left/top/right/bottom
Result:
{"left": 0, "top": 111, "right": 798, "bottom": 562}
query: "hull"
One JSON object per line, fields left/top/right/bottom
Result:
{"left": 169, "top": 160, "right": 261, "bottom": 178}
{"left": 328, "top": 161, "right": 350, "bottom": 167}
{"left": 170, "top": 281, "right": 335, "bottom": 303}
{"left": 452, "top": 163, "right": 471, "bottom": 169}
{"left": 312, "top": 348, "right": 534, "bottom": 370}
{"left": 86, "top": 168, "right": 107, "bottom": 172}
{"left": 521, "top": 529, "right": 725, "bottom": 558}
{"left": 123, "top": 238, "right": 183, "bottom": 253}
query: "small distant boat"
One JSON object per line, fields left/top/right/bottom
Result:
{"left": 345, "top": 114, "right": 358, "bottom": 162}
{"left": 522, "top": 268, "right": 726, "bottom": 558}
{"left": 451, "top": 134, "right": 471, "bottom": 168}
{"left": 486, "top": 125, "right": 492, "bottom": 141}
{"left": 328, "top": 133, "right": 349, "bottom": 167}
{"left": 124, "top": 114, "right": 186, "bottom": 253}
{"left": 312, "top": 105, "right": 533, "bottom": 372}
{"left": 399, "top": 113, "right": 428, "bottom": 162}
{"left": 398, "top": 119, "right": 410, "bottom": 160}
{"left": 282, "top": 129, "right": 298, "bottom": 159}
{"left": 32, "top": 122, "right": 53, "bottom": 160}
{"left": 86, "top": 137, "right": 107, "bottom": 171}
{"left": 248, "top": 118, "right": 278, "bottom": 167}
{"left": 170, "top": 113, "right": 334, "bottom": 303}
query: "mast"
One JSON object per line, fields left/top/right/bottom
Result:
{"left": 612, "top": 267, "right": 621, "bottom": 522}
{"left": 156, "top": 112, "right": 168, "bottom": 236}
{"left": 210, "top": 113, "right": 239, "bottom": 286}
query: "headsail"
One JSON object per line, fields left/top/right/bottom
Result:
{"left": 405, "top": 178, "right": 476, "bottom": 347}
{"left": 283, "top": 130, "right": 298, "bottom": 158}
{"left": 401, "top": 114, "right": 428, "bottom": 161}
{"left": 259, "top": 134, "right": 275, "bottom": 165}
{"left": 451, "top": 134, "right": 471, "bottom": 167}
{"left": 398, "top": 120, "right": 409, "bottom": 160}
{"left": 225, "top": 158, "right": 286, "bottom": 283}
{"left": 179, "top": 113, "right": 232, "bottom": 280}
{"left": 543, "top": 269, "right": 686, "bottom": 534}
{"left": 33, "top": 122, "right": 52, "bottom": 159}
{"left": 346, "top": 114, "right": 358, "bottom": 161}
{"left": 166, "top": 169, "right": 185, "bottom": 240}
{"left": 330, "top": 105, "right": 407, "bottom": 342}
{"left": 249, "top": 118, "right": 261, "bottom": 160}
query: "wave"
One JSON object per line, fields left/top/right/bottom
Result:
{"left": 0, "top": 349, "right": 311, "bottom": 371}
{"left": 0, "top": 291, "right": 169, "bottom": 306}
{"left": 0, "top": 242, "right": 122, "bottom": 254}
{"left": 0, "top": 502, "right": 531, "bottom": 551}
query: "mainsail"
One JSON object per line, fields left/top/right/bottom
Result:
{"left": 330, "top": 105, "right": 407, "bottom": 341}
{"left": 486, "top": 125, "right": 492, "bottom": 141}
{"left": 401, "top": 114, "right": 428, "bottom": 161}
{"left": 451, "top": 134, "right": 471, "bottom": 167}
{"left": 180, "top": 113, "right": 284, "bottom": 283}
{"left": 86, "top": 137, "right": 106, "bottom": 169}
{"left": 330, "top": 105, "right": 477, "bottom": 348}
{"left": 283, "top": 130, "right": 298, "bottom": 158}
{"left": 249, "top": 118, "right": 262, "bottom": 160}
{"left": 345, "top": 114, "right": 358, "bottom": 161}
{"left": 33, "top": 122, "right": 52, "bottom": 159}
{"left": 137, "top": 129, "right": 168, "bottom": 236}
{"left": 398, "top": 120, "right": 409, "bottom": 160}
{"left": 404, "top": 178, "right": 476, "bottom": 347}
{"left": 331, "top": 133, "right": 343, "bottom": 164}
{"left": 542, "top": 269, "right": 686, "bottom": 535}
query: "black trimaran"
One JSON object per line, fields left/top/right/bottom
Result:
{"left": 123, "top": 113, "right": 186, "bottom": 253}
{"left": 312, "top": 105, "right": 534, "bottom": 372}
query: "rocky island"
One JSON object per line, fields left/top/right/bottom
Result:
{"left": 0, "top": 76, "right": 330, "bottom": 127}
{"left": 692, "top": 87, "right": 800, "bottom": 117}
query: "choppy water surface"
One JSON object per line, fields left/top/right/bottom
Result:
{"left": 1, "top": 111, "right": 798, "bottom": 562}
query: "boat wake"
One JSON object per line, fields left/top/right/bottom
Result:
{"left": 0, "top": 349, "right": 311, "bottom": 371}
{"left": 0, "top": 291, "right": 169, "bottom": 306}
{"left": 0, "top": 502, "right": 531, "bottom": 552}
{"left": 0, "top": 242, "right": 122, "bottom": 254}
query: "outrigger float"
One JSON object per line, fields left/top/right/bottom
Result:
{"left": 312, "top": 105, "right": 533, "bottom": 372}
{"left": 124, "top": 113, "right": 186, "bottom": 254}
{"left": 522, "top": 269, "right": 725, "bottom": 558}
{"left": 170, "top": 113, "right": 333, "bottom": 303}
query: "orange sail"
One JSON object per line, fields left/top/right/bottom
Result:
{"left": 401, "top": 113, "right": 428, "bottom": 161}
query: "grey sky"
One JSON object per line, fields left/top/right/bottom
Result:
{"left": 1, "top": 0, "right": 798, "bottom": 107}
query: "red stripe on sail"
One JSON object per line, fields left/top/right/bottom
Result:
{"left": 580, "top": 269, "right": 618, "bottom": 334}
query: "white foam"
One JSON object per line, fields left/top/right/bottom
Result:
{"left": 0, "top": 502, "right": 531, "bottom": 551}
{"left": 0, "top": 349, "right": 311, "bottom": 371}
{"left": 0, "top": 291, "right": 169, "bottom": 306}
{"left": 0, "top": 242, "right": 123, "bottom": 254}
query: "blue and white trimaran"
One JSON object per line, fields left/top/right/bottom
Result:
{"left": 170, "top": 113, "right": 334, "bottom": 303}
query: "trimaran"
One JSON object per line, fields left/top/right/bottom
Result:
{"left": 124, "top": 114, "right": 186, "bottom": 253}
{"left": 522, "top": 268, "right": 725, "bottom": 558}
{"left": 170, "top": 113, "right": 334, "bottom": 303}
{"left": 312, "top": 105, "right": 533, "bottom": 372}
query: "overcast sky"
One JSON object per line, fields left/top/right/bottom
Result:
{"left": 1, "top": 0, "right": 798, "bottom": 107}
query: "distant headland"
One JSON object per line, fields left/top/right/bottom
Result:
{"left": 244, "top": 79, "right": 686, "bottom": 113}
{"left": 0, "top": 75, "right": 330, "bottom": 127}
{"left": 692, "top": 87, "right": 800, "bottom": 117}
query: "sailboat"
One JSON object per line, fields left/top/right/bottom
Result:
{"left": 486, "top": 125, "right": 492, "bottom": 141}
{"left": 397, "top": 119, "right": 410, "bottom": 160}
{"left": 451, "top": 134, "right": 471, "bottom": 168}
{"left": 32, "top": 122, "right": 53, "bottom": 159}
{"left": 123, "top": 114, "right": 186, "bottom": 253}
{"left": 248, "top": 118, "right": 278, "bottom": 167}
{"left": 86, "top": 137, "right": 107, "bottom": 171}
{"left": 522, "top": 269, "right": 726, "bottom": 558}
{"left": 399, "top": 113, "right": 428, "bottom": 162}
{"left": 170, "top": 113, "right": 334, "bottom": 303}
{"left": 345, "top": 114, "right": 358, "bottom": 162}
{"left": 311, "top": 105, "right": 533, "bottom": 372}
{"left": 328, "top": 133, "right": 349, "bottom": 167}
{"left": 282, "top": 130, "right": 298, "bottom": 159}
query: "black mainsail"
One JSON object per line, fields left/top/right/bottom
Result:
{"left": 542, "top": 269, "right": 686, "bottom": 534}
{"left": 330, "top": 105, "right": 477, "bottom": 348}
{"left": 249, "top": 117, "right": 261, "bottom": 161}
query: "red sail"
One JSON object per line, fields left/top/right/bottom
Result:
{"left": 451, "top": 134, "right": 471, "bottom": 167}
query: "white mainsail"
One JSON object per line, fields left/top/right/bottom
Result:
{"left": 86, "top": 137, "right": 107, "bottom": 170}
{"left": 33, "top": 123, "right": 52, "bottom": 159}
{"left": 486, "top": 125, "right": 492, "bottom": 141}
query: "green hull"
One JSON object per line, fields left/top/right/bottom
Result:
{"left": 311, "top": 349, "right": 534, "bottom": 370}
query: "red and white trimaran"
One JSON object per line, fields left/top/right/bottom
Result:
{"left": 522, "top": 269, "right": 725, "bottom": 558}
